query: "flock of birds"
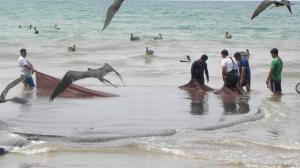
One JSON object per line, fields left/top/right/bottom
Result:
{"left": 0, "top": 0, "right": 295, "bottom": 104}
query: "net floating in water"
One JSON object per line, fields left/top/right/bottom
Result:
{"left": 36, "top": 71, "right": 118, "bottom": 98}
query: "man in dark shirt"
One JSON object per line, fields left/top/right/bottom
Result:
{"left": 191, "top": 54, "right": 209, "bottom": 85}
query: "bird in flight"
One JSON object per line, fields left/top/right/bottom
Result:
{"left": 251, "top": 0, "right": 292, "bottom": 20}
{"left": 49, "top": 63, "right": 123, "bottom": 102}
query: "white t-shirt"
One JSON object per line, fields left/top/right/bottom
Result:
{"left": 221, "top": 56, "right": 239, "bottom": 75}
{"left": 18, "top": 56, "right": 32, "bottom": 77}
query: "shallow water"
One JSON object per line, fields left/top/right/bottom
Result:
{"left": 0, "top": 0, "right": 300, "bottom": 167}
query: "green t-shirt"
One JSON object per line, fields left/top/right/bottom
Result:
{"left": 271, "top": 57, "right": 283, "bottom": 81}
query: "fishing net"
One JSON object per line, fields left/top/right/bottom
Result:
{"left": 35, "top": 71, "right": 117, "bottom": 98}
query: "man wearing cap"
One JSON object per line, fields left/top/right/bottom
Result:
{"left": 266, "top": 48, "right": 283, "bottom": 95}
{"left": 221, "top": 49, "right": 239, "bottom": 90}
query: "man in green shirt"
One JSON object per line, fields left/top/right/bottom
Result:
{"left": 266, "top": 48, "right": 283, "bottom": 95}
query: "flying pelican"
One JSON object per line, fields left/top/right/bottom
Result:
{"left": 0, "top": 76, "right": 28, "bottom": 104}
{"left": 102, "top": 0, "right": 125, "bottom": 31}
{"left": 251, "top": 0, "right": 292, "bottom": 20}
{"left": 130, "top": 33, "right": 140, "bottom": 41}
{"left": 153, "top": 33, "right": 163, "bottom": 40}
{"left": 49, "top": 63, "right": 123, "bottom": 102}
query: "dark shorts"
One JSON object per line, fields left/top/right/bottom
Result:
{"left": 224, "top": 75, "right": 239, "bottom": 89}
{"left": 271, "top": 80, "right": 281, "bottom": 92}
{"left": 25, "top": 76, "right": 35, "bottom": 87}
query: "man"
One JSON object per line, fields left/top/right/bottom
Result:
{"left": 18, "top": 48, "right": 36, "bottom": 88}
{"left": 221, "top": 49, "right": 239, "bottom": 90}
{"left": 234, "top": 52, "right": 251, "bottom": 91}
{"left": 266, "top": 48, "right": 283, "bottom": 95}
{"left": 191, "top": 54, "right": 209, "bottom": 85}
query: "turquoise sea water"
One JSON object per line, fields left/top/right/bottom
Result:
{"left": 0, "top": 0, "right": 300, "bottom": 167}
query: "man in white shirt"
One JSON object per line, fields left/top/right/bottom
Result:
{"left": 18, "top": 48, "right": 36, "bottom": 88}
{"left": 221, "top": 49, "right": 239, "bottom": 90}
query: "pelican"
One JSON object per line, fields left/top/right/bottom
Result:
{"left": 49, "top": 63, "right": 123, "bottom": 102}
{"left": 54, "top": 24, "right": 61, "bottom": 30}
{"left": 102, "top": 0, "right": 125, "bottom": 31}
{"left": 130, "top": 33, "right": 140, "bottom": 41}
{"left": 239, "top": 49, "right": 250, "bottom": 58}
{"left": 251, "top": 0, "right": 292, "bottom": 20}
{"left": 145, "top": 47, "right": 154, "bottom": 55}
{"left": 34, "top": 27, "right": 39, "bottom": 34}
{"left": 154, "top": 33, "right": 163, "bottom": 40}
{"left": 225, "top": 32, "right": 232, "bottom": 39}
{"left": 0, "top": 76, "right": 28, "bottom": 104}
{"left": 68, "top": 45, "right": 76, "bottom": 52}
{"left": 180, "top": 55, "right": 191, "bottom": 62}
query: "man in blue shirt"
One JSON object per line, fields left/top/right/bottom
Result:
{"left": 234, "top": 52, "right": 251, "bottom": 91}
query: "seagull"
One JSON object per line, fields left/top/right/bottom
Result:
{"left": 68, "top": 45, "right": 76, "bottom": 52}
{"left": 0, "top": 76, "right": 28, "bottom": 104}
{"left": 251, "top": 0, "right": 292, "bottom": 20}
{"left": 49, "top": 63, "right": 124, "bottom": 102}
{"left": 145, "top": 47, "right": 154, "bottom": 55}
{"left": 153, "top": 33, "right": 163, "bottom": 40}
{"left": 130, "top": 33, "right": 140, "bottom": 41}
{"left": 102, "top": 0, "right": 125, "bottom": 31}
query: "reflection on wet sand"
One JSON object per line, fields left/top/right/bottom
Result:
{"left": 185, "top": 89, "right": 209, "bottom": 115}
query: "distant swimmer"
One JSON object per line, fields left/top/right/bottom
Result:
{"left": 225, "top": 32, "right": 232, "bottom": 39}
{"left": 251, "top": 0, "right": 292, "bottom": 20}
{"left": 180, "top": 55, "right": 191, "bottom": 63}
{"left": 102, "top": 0, "right": 125, "bottom": 31}
{"left": 18, "top": 48, "right": 36, "bottom": 88}
{"left": 130, "top": 33, "right": 140, "bottom": 41}
{"left": 54, "top": 24, "right": 61, "bottom": 30}
{"left": 191, "top": 54, "right": 209, "bottom": 85}
{"left": 266, "top": 48, "right": 283, "bottom": 95}
{"left": 29, "top": 24, "right": 32, "bottom": 29}
{"left": 145, "top": 47, "right": 154, "bottom": 55}
{"left": 49, "top": 63, "right": 123, "bottom": 101}
{"left": 154, "top": 33, "right": 163, "bottom": 40}
{"left": 68, "top": 45, "right": 76, "bottom": 52}
{"left": 34, "top": 27, "right": 39, "bottom": 34}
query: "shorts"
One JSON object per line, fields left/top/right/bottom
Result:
{"left": 25, "top": 76, "right": 35, "bottom": 88}
{"left": 271, "top": 80, "right": 281, "bottom": 92}
{"left": 224, "top": 74, "right": 239, "bottom": 89}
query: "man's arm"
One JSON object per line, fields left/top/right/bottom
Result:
{"left": 240, "top": 67, "right": 246, "bottom": 84}
{"left": 222, "top": 66, "right": 226, "bottom": 81}
{"left": 205, "top": 64, "right": 209, "bottom": 82}
{"left": 266, "top": 68, "right": 272, "bottom": 84}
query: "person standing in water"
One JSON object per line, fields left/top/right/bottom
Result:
{"left": 234, "top": 52, "right": 251, "bottom": 91}
{"left": 18, "top": 48, "right": 36, "bottom": 88}
{"left": 266, "top": 48, "right": 283, "bottom": 95}
{"left": 191, "top": 54, "right": 209, "bottom": 85}
{"left": 221, "top": 49, "right": 239, "bottom": 90}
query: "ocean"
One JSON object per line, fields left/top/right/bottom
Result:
{"left": 0, "top": 0, "right": 300, "bottom": 167}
